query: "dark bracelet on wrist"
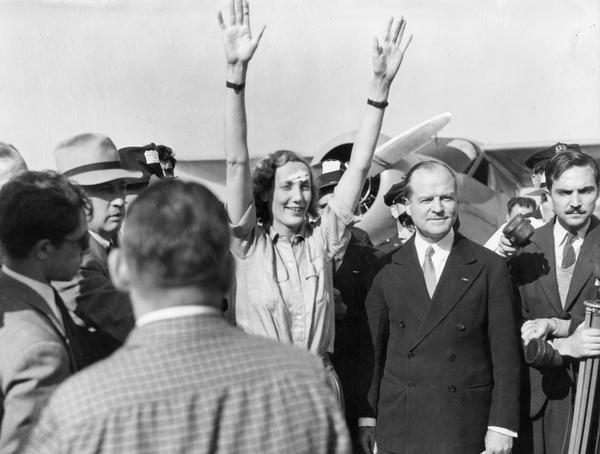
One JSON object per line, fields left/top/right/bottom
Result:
{"left": 367, "top": 98, "right": 388, "bottom": 109}
{"left": 226, "top": 81, "right": 245, "bottom": 93}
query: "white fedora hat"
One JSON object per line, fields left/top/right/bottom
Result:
{"left": 54, "top": 133, "right": 142, "bottom": 185}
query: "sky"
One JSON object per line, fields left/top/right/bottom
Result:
{"left": 1, "top": 0, "right": 599, "bottom": 173}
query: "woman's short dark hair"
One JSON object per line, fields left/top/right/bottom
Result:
{"left": 122, "top": 179, "right": 233, "bottom": 294}
{"left": 545, "top": 150, "right": 600, "bottom": 191}
{"left": 0, "top": 171, "right": 91, "bottom": 258}
{"left": 252, "top": 150, "right": 319, "bottom": 224}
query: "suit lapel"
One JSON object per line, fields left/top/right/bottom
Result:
{"left": 565, "top": 217, "right": 600, "bottom": 311}
{"left": 410, "top": 235, "right": 482, "bottom": 349}
{"left": 531, "top": 221, "right": 563, "bottom": 315}
{"left": 392, "top": 238, "right": 430, "bottom": 322}
{"left": 0, "top": 270, "right": 66, "bottom": 335}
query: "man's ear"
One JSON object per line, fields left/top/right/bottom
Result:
{"left": 403, "top": 197, "right": 412, "bottom": 217}
{"left": 33, "top": 239, "right": 53, "bottom": 261}
{"left": 108, "top": 248, "right": 132, "bottom": 292}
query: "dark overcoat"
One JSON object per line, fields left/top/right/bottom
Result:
{"left": 366, "top": 233, "right": 521, "bottom": 454}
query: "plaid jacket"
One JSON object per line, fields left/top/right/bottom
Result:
{"left": 24, "top": 313, "right": 351, "bottom": 454}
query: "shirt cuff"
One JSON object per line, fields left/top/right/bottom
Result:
{"left": 552, "top": 318, "right": 571, "bottom": 338}
{"left": 488, "top": 426, "right": 517, "bottom": 438}
{"left": 358, "top": 417, "right": 376, "bottom": 427}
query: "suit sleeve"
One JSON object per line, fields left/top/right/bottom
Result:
{"left": 60, "top": 256, "right": 134, "bottom": 343}
{"left": 486, "top": 257, "right": 521, "bottom": 432}
{"left": 361, "top": 270, "right": 390, "bottom": 419}
{"left": 0, "top": 341, "right": 71, "bottom": 453}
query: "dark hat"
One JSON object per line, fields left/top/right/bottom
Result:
{"left": 118, "top": 145, "right": 166, "bottom": 182}
{"left": 312, "top": 160, "right": 346, "bottom": 197}
{"left": 525, "top": 142, "right": 581, "bottom": 171}
{"left": 384, "top": 179, "right": 409, "bottom": 206}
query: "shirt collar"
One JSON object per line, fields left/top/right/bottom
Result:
{"left": 89, "top": 230, "right": 111, "bottom": 250}
{"left": 553, "top": 218, "right": 589, "bottom": 246}
{"left": 136, "top": 305, "right": 222, "bottom": 327}
{"left": 414, "top": 228, "right": 455, "bottom": 257}
{"left": 267, "top": 223, "right": 307, "bottom": 244}
{"left": 1, "top": 264, "right": 55, "bottom": 308}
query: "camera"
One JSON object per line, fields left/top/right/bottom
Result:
{"left": 502, "top": 213, "right": 534, "bottom": 247}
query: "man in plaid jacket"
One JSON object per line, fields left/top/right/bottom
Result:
{"left": 24, "top": 180, "right": 350, "bottom": 454}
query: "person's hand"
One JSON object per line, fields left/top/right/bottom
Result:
{"left": 554, "top": 324, "right": 600, "bottom": 358}
{"left": 358, "top": 426, "right": 376, "bottom": 454}
{"left": 521, "top": 318, "right": 555, "bottom": 345}
{"left": 495, "top": 234, "right": 517, "bottom": 258}
{"left": 484, "top": 430, "right": 513, "bottom": 454}
{"left": 217, "top": 0, "right": 265, "bottom": 68}
{"left": 333, "top": 289, "right": 347, "bottom": 320}
{"left": 372, "top": 17, "right": 412, "bottom": 85}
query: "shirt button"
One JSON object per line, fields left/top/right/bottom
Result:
{"left": 448, "top": 385, "right": 456, "bottom": 392}
{"left": 407, "top": 382, "right": 415, "bottom": 390}
{"left": 456, "top": 323, "right": 466, "bottom": 331}
{"left": 408, "top": 351, "right": 415, "bottom": 359}
{"left": 399, "top": 321, "right": 406, "bottom": 328}
{"left": 449, "top": 353, "right": 456, "bottom": 362}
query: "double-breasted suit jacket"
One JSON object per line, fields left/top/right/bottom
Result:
{"left": 366, "top": 233, "right": 521, "bottom": 454}
{"left": 0, "top": 270, "right": 77, "bottom": 453}
{"left": 509, "top": 216, "right": 600, "bottom": 453}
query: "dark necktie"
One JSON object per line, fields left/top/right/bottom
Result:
{"left": 423, "top": 246, "right": 436, "bottom": 298}
{"left": 561, "top": 232, "right": 576, "bottom": 269}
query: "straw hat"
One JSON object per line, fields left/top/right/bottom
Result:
{"left": 54, "top": 133, "right": 142, "bottom": 185}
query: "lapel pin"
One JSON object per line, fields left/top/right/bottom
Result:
{"left": 461, "top": 277, "right": 469, "bottom": 282}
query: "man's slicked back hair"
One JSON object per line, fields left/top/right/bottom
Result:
{"left": 403, "top": 160, "right": 458, "bottom": 200}
{"left": 122, "top": 179, "right": 233, "bottom": 293}
{"left": 0, "top": 171, "right": 91, "bottom": 258}
{"left": 545, "top": 150, "right": 600, "bottom": 191}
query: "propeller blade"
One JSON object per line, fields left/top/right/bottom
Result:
{"left": 368, "top": 112, "right": 452, "bottom": 178}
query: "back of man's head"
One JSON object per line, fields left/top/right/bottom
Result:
{"left": 120, "top": 179, "right": 232, "bottom": 295}
{"left": 0, "top": 171, "right": 90, "bottom": 259}
{"left": 0, "top": 142, "right": 28, "bottom": 189}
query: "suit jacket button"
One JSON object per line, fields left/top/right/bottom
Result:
{"left": 408, "top": 382, "right": 415, "bottom": 390}
{"left": 408, "top": 351, "right": 414, "bottom": 359}
{"left": 456, "top": 323, "right": 465, "bottom": 331}
{"left": 399, "top": 321, "right": 406, "bottom": 328}
{"left": 448, "top": 385, "right": 456, "bottom": 392}
{"left": 448, "top": 353, "right": 456, "bottom": 362}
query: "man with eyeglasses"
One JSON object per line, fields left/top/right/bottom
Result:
{"left": 0, "top": 171, "right": 90, "bottom": 452}
{"left": 53, "top": 133, "right": 143, "bottom": 367}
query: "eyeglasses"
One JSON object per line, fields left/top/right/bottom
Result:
{"left": 63, "top": 231, "right": 90, "bottom": 251}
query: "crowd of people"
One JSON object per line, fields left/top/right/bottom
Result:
{"left": 0, "top": 1, "right": 599, "bottom": 453}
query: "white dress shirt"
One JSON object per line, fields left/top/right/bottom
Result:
{"left": 414, "top": 229, "right": 454, "bottom": 284}
{"left": 553, "top": 219, "right": 587, "bottom": 269}
{"left": 136, "top": 305, "right": 222, "bottom": 327}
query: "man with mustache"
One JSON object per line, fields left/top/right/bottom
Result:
{"left": 53, "top": 133, "right": 142, "bottom": 367}
{"left": 360, "top": 161, "right": 520, "bottom": 454}
{"left": 510, "top": 150, "right": 600, "bottom": 454}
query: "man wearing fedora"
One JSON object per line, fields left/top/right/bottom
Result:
{"left": 54, "top": 133, "right": 142, "bottom": 367}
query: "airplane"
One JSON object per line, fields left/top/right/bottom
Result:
{"left": 1, "top": 0, "right": 598, "bottom": 245}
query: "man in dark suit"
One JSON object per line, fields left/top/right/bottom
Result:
{"left": 508, "top": 150, "right": 600, "bottom": 454}
{"left": 359, "top": 160, "right": 521, "bottom": 454}
{"left": 24, "top": 179, "right": 350, "bottom": 454}
{"left": 0, "top": 171, "right": 89, "bottom": 452}
{"left": 53, "top": 133, "right": 143, "bottom": 367}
